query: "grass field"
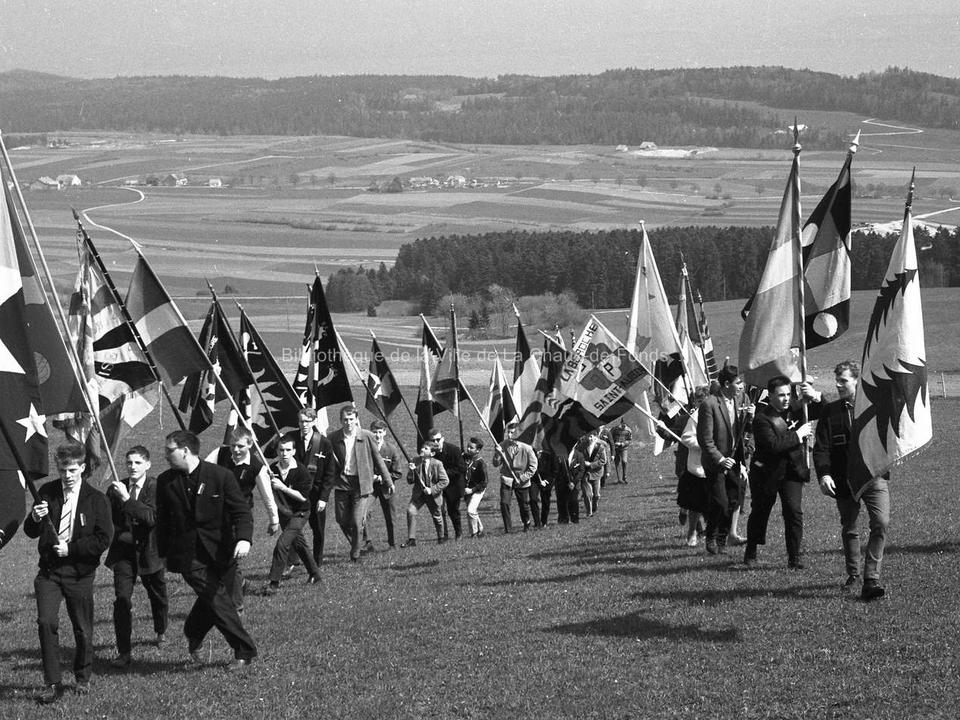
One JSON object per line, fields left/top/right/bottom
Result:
{"left": 1, "top": 397, "right": 956, "bottom": 719}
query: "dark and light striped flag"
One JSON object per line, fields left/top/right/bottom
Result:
{"left": 512, "top": 310, "right": 540, "bottom": 415}
{"left": 695, "top": 290, "right": 719, "bottom": 381}
{"left": 483, "top": 357, "right": 519, "bottom": 443}
{"left": 125, "top": 252, "right": 208, "bottom": 387}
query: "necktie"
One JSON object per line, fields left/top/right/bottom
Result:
{"left": 131, "top": 483, "right": 140, "bottom": 501}
{"left": 58, "top": 494, "right": 73, "bottom": 543}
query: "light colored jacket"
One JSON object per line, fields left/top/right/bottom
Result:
{"left": 681, "top": 410, "right": 705, "bottom": 478}
{"left": 494, "top": 440, "right": 538, "bottom": 488}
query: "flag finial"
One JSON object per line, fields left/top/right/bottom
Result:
{"left": 906, "top": 167, "right": 916, "bottom": 211}
{"left": 792, "top": 118, "right": 802, "bottom": 155}
{"left": 849, "top": 129, "right": 861, "bottom": 155}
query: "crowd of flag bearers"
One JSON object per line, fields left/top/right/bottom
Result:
{"left": 0, "top": 125, "right": 934, "bottom": 705}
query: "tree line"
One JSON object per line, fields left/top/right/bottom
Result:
{"left": 2, "top": 66, "right": 957, "bottom": 147}
{"left": 325, "top": 225, "right": 960, "bottom": 314}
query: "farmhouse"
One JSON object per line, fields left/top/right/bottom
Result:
{"left": 208, "top": 177, "right": 223, "bottom": 188}
{"left": 30, "top": 176, "right": 60, "bottom": 191}
{"left": 56, "top": 174, "right": 82, "bottom": 187}
{"left": 162, "top": 173, "right": 188, "bottom": 187}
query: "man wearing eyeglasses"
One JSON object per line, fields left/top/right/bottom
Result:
{"left": 427, "top": 428, "right": 466, "bottom": 540}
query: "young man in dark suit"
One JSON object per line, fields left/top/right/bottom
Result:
{"left": 105, "top": 445, "right": 168, "bottom": 669}
{"left": 156, "top": 430, "right": 257, "bottom": 670}
{"left": 428, "top": 428, "right": 466, "bottom": 540}
{"left": 744, "top": 375, "right": 821, "bottom": 569}
{"left": 296, "top": 407, "right": 337, "bottom": 567}
{"left": 24, "top": 443, "right": 113, "bottom": 704}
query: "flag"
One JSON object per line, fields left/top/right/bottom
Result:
{"left": 292, "top": 276, "right": 352, "bottom": 411}
{"left": 802, "top": 138, "right": 855, "bottom": 348}
{"left": 517, "top": 332, "right": 567, "bottom": 449}
{"left": 6, "top": 183, "right": 85, "bottom": 416}
{"left": 739, "top": 150, "right": 803, "bottom": 387}
{"left": 695, "top": 290, "right": 719, "bottom": 381}
{"left": 365, "top": 336, "right": 403, "bottom": 419}
{"left": 63, "top": 233, "right": 157, "bottom": 455}
{"left": 179, "top": 299, "right": 251, "bottom": 434}
{"left": 238, "top": 309, "right": 302, "bottom": 447}
{"left": 848, "top": 178, "right": 932, "bottom": 499}
{"left": 125, "top": 252, "right": 209, "bottom": 386}
{"left": 483, "top": 357, "right": 520, "bottom": 443}
{"left": 676, "top": 264, "right": 710, "bottom": 388}
{"left": 430, "top": 309, "right": 463, "bottom": 415}
{"left": 512, "top": 309, "right": 541, "bottom": 414}
{"left": 415, "top": 330, "right": 436, "bottom": 442}
{"left": 542, "top": 315, "right": 651, "bottom": 456}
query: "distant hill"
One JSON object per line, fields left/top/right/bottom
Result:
{"left": 1, "top": 66, "right": 958, "bottom": 147}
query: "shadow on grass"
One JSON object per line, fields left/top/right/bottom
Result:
{"left": 386, "top": 559, "right": 442, "bottom": 572}
{"left": 885, "top": 540, "right": 960, "bottom": 555}
{"left": 548, "top": 610, "right": 739, "bottom": 642}
{"left": 630, "top": 582, "right": 837, "bottom": 606}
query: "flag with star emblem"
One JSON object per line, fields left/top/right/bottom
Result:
{"left": 365, "top": 336, "right": 403, "bottom": 419}
{"left": 1, "top": 172, "right": 49, "bottom": 548}
{"left": 847, "top": 175, "right": 932, "bottom": 499}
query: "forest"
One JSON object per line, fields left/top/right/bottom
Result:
{"left": 325, "top": 224, "right": 960, "bottom": 315}
{"left": 1, "top": 66, "right": 957, "bottom": 147}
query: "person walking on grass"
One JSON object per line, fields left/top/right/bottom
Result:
{"left": 813, "top": 360, "right": 889, "bottom": 602}
{"left": 401, "top": 441, "right": 449, "bottom": 547}
{"left": 463, "top": 437, "right": 488, "bottom": 537}
{"left": 360, "top": 419, "right": 403, "bottom": 551}
{"left": 576, "top": 430, "right": 606, "bottom": 518}
{"left": 262, "top": 434, "right": 321, "bottom": 596}
{"left": 156, "top": 430, "right": 257, "bottom": 671}
{"left": 493, "top": 421, "right": 538, "bottom": 532}
{"left": 25, "top": 443, "right": 113, "bottom": 705}
{"left": 105, "top": 446, "right": 168, "bottom": 670}
{"left": 610, "top": 418, "right": 633, "bottom": 484}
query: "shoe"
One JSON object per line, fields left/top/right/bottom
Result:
{"left": 728, "top": 534, "right": 747, "bottom": 546}
{"left": 74, "top": 680, "right": 90, "bottom": 695}
{"left": 227, "top": 658, "right": 253, "bottom": 672}
{"left": 36, "top": 683, "right": 64, "bottom": 705}
{"left": 476, "top": 530, "right": 485, "bottom": 538}
{"left": 306, "top": 574, "right": 320, "bottom": 585}
{"left": 788, "top": 558, "right": 806, "bottom": 570}
{"left": 362, "top": 539, "right": 375, "bottom": 554}
{"left": 705, "top": 538, "right": 718, "bottom": 555}
{"left": 262, "top": 583, "right": 279, "bottom": 596}
{"left": 155, "top": 633, "right": 166, "bottom": 649}
{"left": 400, "top": 538, "right": 416, "bottom": 548}
{"left": 678, "top": 510, "right": 688, "bottom": 527}
{"left": 844, "top": 574, "right": 861, "bottom": 588}
{"left": 437, "top": 536, "right": 448, "bottom": 544}
{"left": 188, "top": 638, "right": 205, "bottom": 666}
{"left": 862, "top": 580, "right": 886, "bottom": 602}
{"left": 281, "top": 564, "right": 296, "bottom": 579}
{"left": 522, "top": 523, "right": 531, "bottom": 532}
{"left": 685, "top": 534, "right": 698, "bottom": 547}
{"left": 111, "top": 653, "right": 132, "bottom": 669}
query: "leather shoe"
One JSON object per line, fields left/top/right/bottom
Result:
{"left": 400, "top": 538, "right": 416, "bottom": 548}
{"left": 705, "top": 538, "right": 718, "bottom": 555}
{"left": 36, "top": 683, "right": 64, "bottom": 705}
{"left": 74, "top": 680, "right": 90, "bottom": 696}
{"left": 188, "top": 641, "right": 206, "bottom": 667}
{"left": 261, "top": 583, "right": 279, "bottom": 596}
{"left": 227, "top": 658, "right": 253, "bottom": 672}
{"left": 306, "top": 574, "right": 320, "bottom": 585}
{"left": 361, "top": 539, "right": 375, "bottom": 554}
{"left": 155, "top": 632, "right": 166, "bottom": 648}
{"left": 788, "top": 558, "right": 806, "bottom": 570}
{"left": 862, "top": 580, "right": 886, "bottom": 602}
{"left": 844, "top": 574, "right": 861, "bottom": 588}
{"left": 111, "top": 653, "right": 132, "bottom": 669}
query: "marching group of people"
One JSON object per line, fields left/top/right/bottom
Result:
{"left": 22, "top": 358, "right": 888, "bottom": 705}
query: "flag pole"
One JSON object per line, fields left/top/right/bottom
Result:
{"left": 336, "top": 330, "right": 411, "bottom": 463}
{"left": 369, "top": 330, "right": 419, "bottom": 432}
{"left": 0, "top": 423, "right": 58, "bottom": 539}
{"left": 71, "top": 210, "right": 186, "bottom": 430}
{"left": 233, "top": 301, "right": 286, "bottom": 444}
{"left": 458, "top": 377, "right": 524, "bottom": 487}
{"left": 449, "top": 304, "right": 465, "bottom": 448}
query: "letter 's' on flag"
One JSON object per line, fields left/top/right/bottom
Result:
{"left": 542, "top": 315, "right": 650, "bottom": 456}
{"left": 482, "top": 357, "right": 519, "bottom": 443}
{"left": 739, "top": 151, "right": 803, "bottom": 387}
{"left": 365, "top": 337, "right": 402, "bottom": 419}
{"left": 125, "top": 252, "right": 208, "bottom": 386}
{"left": 802, "top": 134, "right": 856, "bottom": 348}
{"left": 847, "top": 176, "right": 932, "bottom": 499}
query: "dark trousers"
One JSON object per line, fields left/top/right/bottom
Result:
{"left": 705, "top": 470, "right": 741, "bottom": 545}
{"left": 529, "top": 482, "right": 553, "bottom": 526}
{"left": 334, "top": 490, "right": 373, "bottom": 561}
{"left": 441, "top": 488, "right": 463, "bottom": 539}
{"left": 35, "top": 567, "right": 95, "bottom": 685}
{"left": 269, "top": 513, "right": 319, "bottom": 583}
{"left": 614, "top": 450, "right": 629, "bottom": 482}
{"left": 111, "top": 558, "right": 168, "bottom": 655}
{"left": 181, "top": 560, "right": 257, "bottom": 661}
{"left": 555, "top": 479, "right": 579, "bottom": 523}
{"left": 407, "top": 488, "right": 444, "bottom": 540}
{"left": 362, "top": 483, "right": 397, "bottom": 547}
{"left": 500, "top": 484, "right": 531, "bottom": 532}
{"left": 308, "top": 503, "right": 327, "bottom": 565}
{"left": 746, "top": 476, "right": 804, "bottom": 561}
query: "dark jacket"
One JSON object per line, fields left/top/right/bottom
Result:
{"left": 697, "top": 394, "right": 748, "bottom": 476}
{"left": 24, "top": 480, "right": 113, "bottom": 575}
{"left": 434, "top": 441, "right": 466, "bottom": 496}
{"left": 751, "top": 401, "right": 821, "bottom": 486}
{"left": 105, "top": 476, "right": 163, "bottom": 575}
{"left": 464, "top": 455, "right": 488, "bottom": 494}
{"left": 297, "top": 430, "right": 337, "bottom": 505}
{"left": 812, "top": 397, "right": 887, "bottom": 498}
{"left": 156, "top": 460, "right": 253, "bottom": 573}
{"left": 270, "top": 461, "right": 314, "bottom": 516}
{"left": 535, "top": 450, "right": 562, "bottom": 487}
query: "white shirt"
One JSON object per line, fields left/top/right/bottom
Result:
{"left": 343, "top": 432, "right": 358, "bottom": 475}
{"left": 58, "top": 484, "right": 80, "bottom": 542}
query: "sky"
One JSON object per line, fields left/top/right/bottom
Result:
{"left": 1, "top": 0, "right": 958, "bottom": 80}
